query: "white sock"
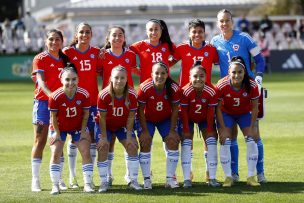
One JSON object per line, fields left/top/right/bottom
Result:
{"left": 82, "top": 164, "right": 93, "bottom": 184}
{"left": 204, "top": 150, "right": 208, "bottom": 174}
{"left": 60, "top": 156, "right": 64, "bottom": 180}
{"left": 206, "top": 137, "right": 218, "bottom": 180}
{"left": 108, "top": 152, "right": 114, "bottom": 178}
{"left": 220, "top": 139, "right": 232, "bottom": 177}
{"left": 166, "top": 150, "right": 179, "bottom": 178}
{"left": 90, "top": 143, "right": 97, "bottom": 166}
{"left": 139, "top": 152, "right": 151, "bottom": 179}
{"left": 126, "top": 154, "right": 139, "bottom": 181}
{"left": 50, "top": 164, "right": 60, "bottom": 185}
{"left": 32, "top": 158, "right": 41, "bottom": 180}
{"left": 97, "top": 161, "right": 108, "bottom": 183}
{"left": 246, "top": 137, "right": 258, "bottom": 177}
{"left": 67, "top": 141, "right": 78, "bottom": 179}
{"left": 181, "top": 139, "right": 192, "bottom": 181}
{"left": 191, "top": 150, "right": 193, "bottom": 172}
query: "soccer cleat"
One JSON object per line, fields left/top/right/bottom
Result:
{"left": 165, "top": 178, "right": 180, "bottom": 189}
{"left": 143, "top": 178, "right": 152, "bottom": 189}
{"left": 124, "top": 174, "right": 131, "bottom": 185}
{"left": 173, "top": 174, "right": 178, "bottom": 185}
{"left": 247, "top": 176, "right": 260, "bottom": 187}
{"left": 232, "top": 173, "right": 240, "bottom": 182}
{"left": 205, "top": 171, "right": 210, "bottom": 183}
{"left": 90, "top": 179, "right": 96, "bottom": 190}
{"left": 222, "top": 177, "right": 233, "bottom": 187}
{"left": 257, "top": 173, "right": 267, "bottom": 183}
{"left": 208, "top": 179, "right": 221, "bottom": 187}
{"left": 31, "top": 178, "right": 41, "bottom": 192}
{"left": 83, "top": 183, "right": 95, "bottom": 193}
{"left": 183, "top": 180, "right": 192, "bottom": 188}
{"left": 107, "top": 176, "right": 114, "bottom": 187}
{"left": 98, "top": 182, "right": 109, "bottom": 193}
{"left": 50, "top": 184, "right": 60, "bottom": 195}
{"left": 59, "top": 179, "right": 68, "bottom": 190}
{"left": 129, "top": 180, "right": 143, "bottom": 190}
{"left": 69, "top": 177, "right": 79, "bottom": 189}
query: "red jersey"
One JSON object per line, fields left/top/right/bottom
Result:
{"left": 63, "top": 46, "right": 101, "bottom": 105}
{"left": 130, "top": 40, "right": 175, "bottom": 83}
{"left": 216, "top": 76, "right": 259, "bottom": 115}
{"left": 97, "top": 87, "right": 138, "bottom": 132}
{"left": 49, "top": 87, "right": 90, "bottom": 132}
{"left": 173, "top": 42, "right": 218, "bottom": 86}
{"left": 100, "top": 48, "right": 136, "bottom": 88}
{"left": 180, "top": 83, "right": 217, "bottom": 124}
{"left": 138, "top": 78, "right": 180, "bottom": 123}
{"left": 32, "top": 51, "right": 65, "bottom": 100}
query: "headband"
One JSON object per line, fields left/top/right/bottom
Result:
{"left": 229, "top": 61, "right": 245, "bottom": 70}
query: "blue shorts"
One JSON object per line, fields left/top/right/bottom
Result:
{"left": 94, "top": 123, "right": 136, "bottom": 143}
{"left": 49, "top": 129, "right": 88, "bottom": 143}
{"left": 220, "top": 112, "right": 251, "bottom": 129}
{"left": 87, "top": 106, "right": 97, "bottom": 132}
{"left": 137, "top": 118, "right": 174, "bottom": 140}
{"left": 177, "top": 119, "right": 207, "bottom": 134}
{"left": 32, "top": 99, "right": 49, "bottom": 125}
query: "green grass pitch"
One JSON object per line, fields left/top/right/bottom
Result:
{"left": 0, "top": 72, "right": 303, "bottom": 203}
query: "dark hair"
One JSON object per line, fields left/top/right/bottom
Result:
{"left": 46, "top": 29, "right": 70, "bottom": 66}
{"left": 190, "top": 60, "right": 206, "bottom": 74}
{"left": 217, "top": 9, "right": 233, "bottom": 21}
{"left": 103, "top": 26, "right": 126, "bottom": 49}
{"left": 69, "top": 22, "right": 92, "bottom": 47}
{"left": 147, "top": 19, "right": 174, "bottom": 52}
{"left": 188, "top": 19, "right": 205, "bottom": 31}
{"left": 229, "top": 56, "right": 251, "bottom": 93}
{"left": 60, "top": 63, "right": 78, "bottom": 78}
{"left": 152, "top": 61, "right": 178, "bottom": 101}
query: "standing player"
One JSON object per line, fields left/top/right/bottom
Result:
{"left": 99, "top": 26, "right": 137, "bottom": 185}
{"left": 137, "top": 62, "right": 180, "bottom": 189}
{"left": 48, "top": 64, "right": 94, "bottom": 195}
{"left": 179, "top": 61, "right": 220, "bottom": 188}
{"left": 211, "top": 9, "right": 267, "bottom": 183}
{"left": 31, "top": 29, "right": 69, "bottom": 192}
{"left": 95, "top": 66, "right": 142, "bottom": 192}
{"left": 130, "top": 19, "right": 175, "bottom": 83}
{"left": 216, "top": 56, "right": 260, "bottom": 187}
{"left": 63, "top": 22, "right": 101, "bottom": 188}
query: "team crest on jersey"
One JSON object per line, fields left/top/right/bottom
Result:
{"left": 164, "top": 95, "right": 168, "bottom": 100}
{"left": 204, "top": 52, "right": 209, "bottom": 57}
{"left": 125, "top": 58, "right": 130, "bottom": 63}
{"left": 90, "top": 54, "right": 95, "bottom": 59}
{"left": 201, "top": 99, "right": 206, "bottom": 103}
{"left": 161, "top": 48, "right": 166, "bottom": 52}
{"left": 232, "top": 44, "right": 240, "bottom": 51}
{"left": 76, "top": 100, "right": 82, "bottom": 105}
{"left": 242, "top": 92, "right": 248, "bottom": 97}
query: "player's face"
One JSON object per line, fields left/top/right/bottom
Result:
{"left": 190, "top": 67, "right": 206, "bottom": 89}
{"left": 109, "top": 28, "right": 125, "bottom": 49}
{"left": 111, "top": 70, "right": 127, "bottom": 92}
{"left": 189, "top": 26, "right": 205, "bottom": 46}
{"left": 229, "top": 64, "right": 245, "bottom": 86}
{"left": 152, "top": 65, "right": 168, "bottom": 87}
{"left": 61, "top": 70, "right": 78, "bottom": 91}
{"left": 76, "top": 24, "right": 92, "bottom": 45}
{"left": 217, "top": 12, "right": 233, "bottom": 33}
{"left": 146, "top": 22, "right": 162, "bottom": 43}
{"left": 46, "top": 32, "right": 63, "bottom": 53}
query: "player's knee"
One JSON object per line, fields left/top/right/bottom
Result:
{"left": 166, "top": 136, "right": 179, "bottom": 150}
{"left": 140, "top": 137, "right": 152, "bottom": 152}
{"left": 126, "top": 145, "right": 138, "bottom": 156}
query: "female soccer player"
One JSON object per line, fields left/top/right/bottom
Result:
{"left": 216, "top": 56, "right": 260, "bottom": 187}
{"left": 31, "top": 29, "right": 69, "bottom": 192}
{"left": 48, "top": 64, "right": 94, "bottom": 195}
{"left": 137, "top": 62, "right": 180, "bottom": 189}
{"left": 179, "top": 61, "right": 220, "bottom": 188}
{"left": 63, "top": 22, "right": 101, "bottom": 188}
{"left": 95, "top": 66, "right": 142, "bottom": 192}
{"left": 130, "top": 19, "right": 175, "bottom": 83}
{"left": 211, "top": 9, "right": 267, "bottom": 183}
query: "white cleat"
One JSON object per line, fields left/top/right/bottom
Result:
{"left": 50, "top": 184, "right": 60, "bottom": 195}
{"left": 59, "top": 179, "right": 68, "bottom": 190}
{"left": 183, "top": 180, "right": 192, "bottom": 188}
{"left": 98, "top": 182, "right": 109, "bottom": 193}
{"left": 208, "top": 179, "right": 221, "bottom": 187}
{"left": 143, "top": 178, "right": 152, "bottom": 190}
{"left": 232, "top": 173, "right": 240, "bottom": 182}
{"left": 69, "top": 177, "right": 79, "bottom": 189}
{"left": 129, "top": 180, "right": 143, "bottom": 190}
{"left": 165, "top": 178, "right": 179, "bottom": 189}
{"left": 83, "top": 183, "right": 95, "bottom": 193}
{"left": 31, "top": 178, "right": 41, "bottom": 192}
{"left": 124, "top": 174, "right": 131, "bottom": 185}
{"left": 257, "top": 173, "right": 267, "bottom": 183}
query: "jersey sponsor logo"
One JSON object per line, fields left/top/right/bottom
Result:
{"left": 204, "top": 52, "right": 209, "bottom": 57}
{"left": 232, "top": 44, "right": 240, "bottom": 51}
{"left": 242, "top": 92, "right": 248, "bottom": 97}
{"left": 108, "top": 61, "right": 113, "bottom": 64}
{"left": 76, "top": 100, "right": 81, "bottom": 105}
{"left": 187, "top": 52, "right": 191, "bottom": 56}
{"left": 50, "top": 64, "right": 55, "bottom": 67}
{"left": 73, "top": 56, "right": 78, "bottom": 60}
{"left": 201, "top": 99, "right": 206, "bottom": 103}
{"left": 191, "top": 99, "right": 195, "bottom": 102}
{"left": 146, "top": 48, "right": 150, "bottom": 52}
{"left": 226, "top": 93, "right": 231, "bottom": 97}
{"left": 125, "top": 58, "right": 130, "bottom": 63}
{"left": 90, "top": 54, "right": 95, "bottom": 59}
{"left": 62, "top": 103, "right": 66, "bottom": 107}
{"left": 282, "top": 53, "right": 303, "bottom": 69}
{"left": 161, "top": 47, "right": 166, "bottom": 52}
{"left": 150, "top": 96, "right": 154, "bottom": 99}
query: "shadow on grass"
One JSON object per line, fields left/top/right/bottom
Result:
{"left": 50, "top": 181, "right": 304, "bottom": 197}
